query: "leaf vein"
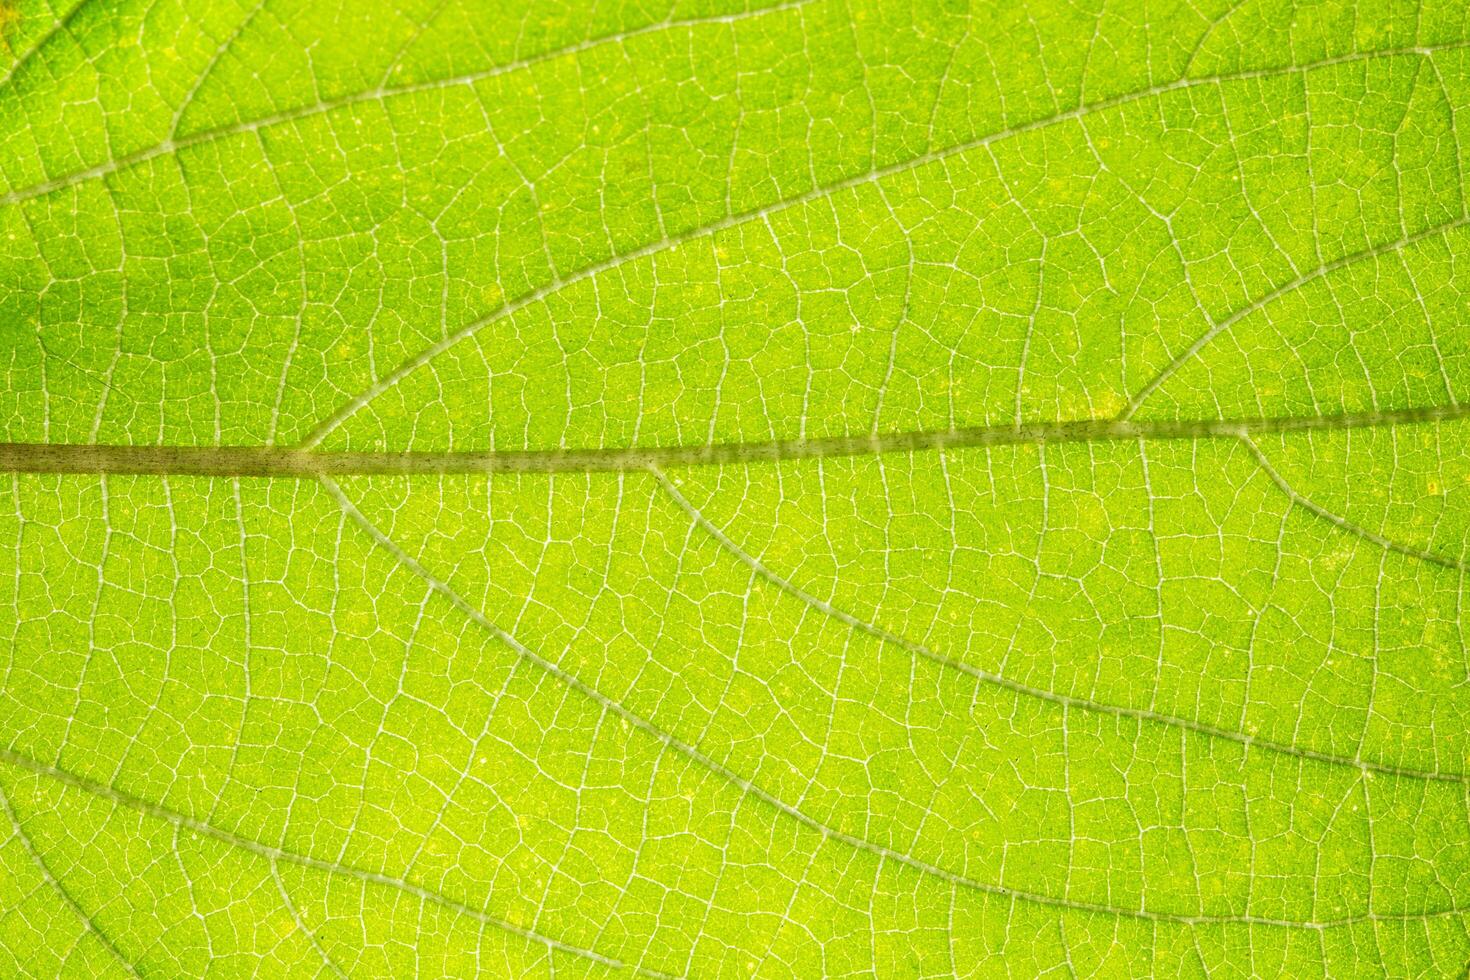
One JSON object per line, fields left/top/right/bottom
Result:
{"left": 0, "top": 780, "right": 143, "bottom": 978}
{"left": 0, "top": 750, "right": 675, "bottom": 979}
{"left": 649, "top": 466, "right": 1469, "bottom": 783}
{"left": 2, "top": 404, "right": 1464, "bottom": 476}
{"left": 320, "top": 474, "right": 1468, "bottom": 927}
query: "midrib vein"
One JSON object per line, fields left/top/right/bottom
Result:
{"left": 2, "top": 404, "right": 1464, "bottom": 477}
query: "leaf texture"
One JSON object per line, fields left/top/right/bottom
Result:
{"left": 2, "top": 0, "right": 1470, "bottom": 976}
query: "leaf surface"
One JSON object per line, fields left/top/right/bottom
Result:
{"left": 2, "top": 0, "right": 1470, "bottom": 976}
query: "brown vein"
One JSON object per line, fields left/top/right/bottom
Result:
{"left": 1, "top": 404, "right": 1465, "bottom": 478}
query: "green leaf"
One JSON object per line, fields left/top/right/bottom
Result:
{"left": 2, "top": 0, "right": 1470, "bottom": 976}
